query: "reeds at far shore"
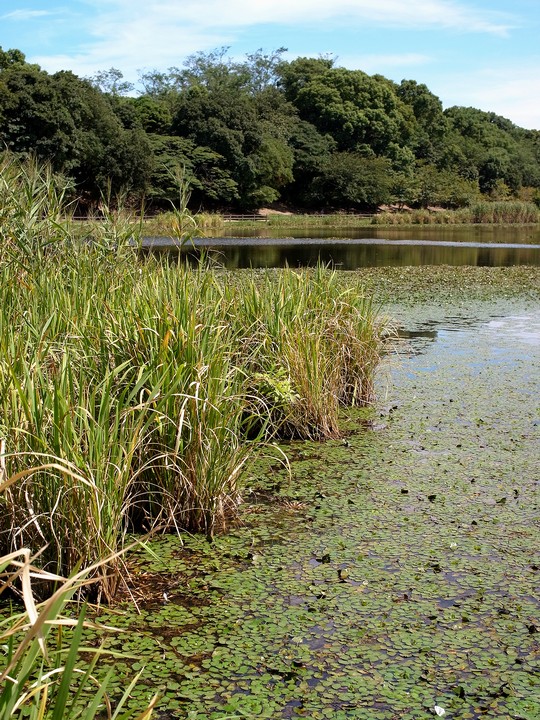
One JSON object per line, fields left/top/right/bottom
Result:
{"left": 372, "top": 201, "right": 540, "bottom": 226}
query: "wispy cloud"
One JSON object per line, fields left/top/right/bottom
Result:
{"left": 2, "top": 9, "right": 54, "bottom": 21}
{"left": 84, "top": 0, "right": 516, "bottom": 40}
{"left": 437, "top": 61, "right": 540, "bottom": 130}
{"left": 32, "top": 0, "right": 515, "bottom": 78}
{"left": 337, "top": 53, "right": 432, "bottom": 74}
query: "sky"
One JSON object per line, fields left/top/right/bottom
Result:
{"left": 1, "top": 0, "right": 539, "bottom": 130}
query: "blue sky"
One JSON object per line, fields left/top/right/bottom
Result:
{"left": 1, "top": 0, "right": 539, "bottom": 129}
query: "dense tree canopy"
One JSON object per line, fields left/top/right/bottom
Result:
{"left": 0, "top": 51, "right": 152, "bottom": 200}
{"left": 1, "top": 45, "right": 539, "bottom": 210}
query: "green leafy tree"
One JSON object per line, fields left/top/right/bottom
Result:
{"left": 307, "top": 153, "right": 392, "bottom": 209}
{"left": 397, "top": 80, "right": 449, "bottom": 162}
{"left": 280, "top": 119, "right": 336, "bottom": 206}
{"left": 0, "top": 59, "right": 153, "bottom": 199}
{"left": 407, "top": 163, "right": 479, "bottom": 207}
{"left": 278, "top": 59, "right": 413, "bottom": 155}
{"left": 0, "top": 46, "right": 26, "bottom": 69}
{"left": 88, "top": 67, "right": 134, "bottom": 96}
{"left": 147, "top": 134, "right": 238, "bottom": 206}
{"left": 444, "top": 106, "right": 540, "bottom": 194}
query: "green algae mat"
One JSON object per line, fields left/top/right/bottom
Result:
{"left": 97, "top": 268, "right": 540, "bottom": 719}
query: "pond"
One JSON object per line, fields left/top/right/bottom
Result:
{"left": 98, "top": 272, "right": 540, "bottom": 719}
{"left": 213, "top": 224, "right": 540, "bottom": 245}
{"left": 142, "top": 229, "right": 540, "bottom": 269}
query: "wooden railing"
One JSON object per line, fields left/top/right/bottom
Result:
{"left": 222, "top": 214, "right": 268, "bottom": 222}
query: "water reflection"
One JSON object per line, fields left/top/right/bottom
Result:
{"left": 486, "top": 315, "right": 540, "bottom": 346}
{"left": 212, "top": 224, "right": 540, "bottom": 245}
{"left": 397, "top": 312, "right": 540, "bottom": 360}
{"left": 142, "top": 236, "right": 540, "bottom": 269}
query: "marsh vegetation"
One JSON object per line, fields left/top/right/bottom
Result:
{"left": 0, "top": 157, "right": 389, "bottom": 716}
{"left": 2, "top": 156, "right": 540, "bottom": 719}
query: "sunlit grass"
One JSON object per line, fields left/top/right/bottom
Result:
{"left": 372, "top": 201, "right": 540, "bottom": 225}
{"left": 0, "top": 153, "right": 390, "bottom": 600}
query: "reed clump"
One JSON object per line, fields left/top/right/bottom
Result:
{"left": 0, "top": 516, "right": 158, "bottom": 717}
{"left": 264, "top": 213, "right": 372, "bottom": 227}
{"left": 0, "top": 154, "right": 73, "bottom": 262}
{"left": 143, "top": 211, "right": 224, "bottom": 237}
{"left": 236, "top": 267, "right": 388, "bottom": 439}
{"left": 372, "top": 201, "right": 540, "bottom": 225}
{"left": 0, "top": 154, "right": 390, "bottom": 600}
{"left": 462, "top": 200, "right": 540, "bottom": 224}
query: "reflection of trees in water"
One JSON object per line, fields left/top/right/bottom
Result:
{"left": 142, "top": 237, "right": 540, "bottom": 269}
{"left": 219, "top": 225, "right": 540, "bottom": 245}
{"left": 214, "top": 243, "right": 540, "bottom": 269}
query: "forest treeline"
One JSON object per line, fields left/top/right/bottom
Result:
{"left": 1, "top": 46, "right": 540, "bottom": 212}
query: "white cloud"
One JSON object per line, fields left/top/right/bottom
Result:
{"left": 34, "top": 0, "right": 516, "bottom": 79}
{"left": 2, "top": 9, "right": 54, "bottom": 21}
{"left": 87, "top": 0, "right": 515, "bottom": 38}
{"left": 435, "top": 62, "right": 540, "bottom": 130}
{"left": 109, "top": 0, "right": 514, "bottom": 34}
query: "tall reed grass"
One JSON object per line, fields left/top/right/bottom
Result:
{"left": 143, "top": 210, "right": 224, "bottom": 236}
{"left": 0, "top": 469, "right": 158, "bottom": 718}
{"left": 463, "top": 201, "right": 540, "bottom": 224}
{"left": 0, "top": 154, "right": 73, "bottom": 263}
{"left": 372, "top": 201, "right": 540, "bottom": 225}
{"left": 0, "top": 153, "right": 390, "bottom": 601}
{"left": 236, "top": 267, "right": 387, "bottom": 439}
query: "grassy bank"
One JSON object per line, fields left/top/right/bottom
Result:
{"left": 140, "top": 202, "right": 540, "bottom": 237}
{"left": 372, "top": 200, "right": 540, "bottom": 225}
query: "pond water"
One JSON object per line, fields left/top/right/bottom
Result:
{"left": 100, "top": 290, "right": 540, "bottom": 719}
{"left": 213, "top": 224, "right": 540, "bottom": 245}
{"left": 142, "top": 229, "right": 540, "bottom": 269}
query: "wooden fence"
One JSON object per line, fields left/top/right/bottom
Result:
{"left": 222, "top": 214, "right": 268, "bottom": 222}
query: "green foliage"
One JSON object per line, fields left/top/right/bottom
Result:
{"left": 0, "top": 158, "right": 388, "bottom": 597}
{"left": 281, "top": 60, "right": 413, "bottom": 156}
{"left": 1, "top": 45, "right": 540, "bottom": 210}
{"left": 397, "top": 79, "right": 449, "bottom": 162}
{"left": 373, "top": 200, "right": 539, "bottom": 225}
{"left": 0, "top": 152, "right": 73, "bottom": 262}
{"left": 444, "top": 106, "right": 540, "bottom": 194}
{"left": 0, "top": 46, "right": 26, "bottom": 69}
{"left": 88, "top": 67, "right": 134, "bottom": 96}
{"left": 147, "top": 134, "right": 237, "bottom": 205}
{"left": 308, "top": 153, "right": 392, "bottom": 209}
{"left": 0, "top": 549, "right": 158, "bottom": 719}
{"left": 0, "top": 62, "right": 152, "bottom": 200}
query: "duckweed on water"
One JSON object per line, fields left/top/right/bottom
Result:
{"left": 90, "top": 270, "right": 540, "bottom": 719}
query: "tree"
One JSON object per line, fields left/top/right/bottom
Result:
{"left": 444, "top": 106, "right": 539, "bottom": 194}
{"left": 147, "top": 135, "right": 238, "bottom": 206}
{"left": 0, "top": 61, "right": 152, "bottom": 199}
{"left": 0, "top": 46, "right": 26, "bottom": 69}
{"left": 88, "top": 67, "right": 134, "bottom": 96}
{"left": 307, "top": 153, "right": 392, "bottom": 209}
{"left": 278, "top": 59, "right": 413, "bottom": 156}
{"left": 242, "top": 47, "right": 288, "bottom": 94}
{"left": 407, "top": 164, "right": 479, "bottom": 208}
{"left": 280, "top": 119, "right": 336, "bottom": 206}
{"left": 396, "top": 80, "right": 449, "bottom": 162}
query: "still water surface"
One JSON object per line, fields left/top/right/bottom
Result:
{"left": 117, "top": 297, "right": 540, "bottom": 718}
{"left": 213, "top": 224, "right": 540, "bottom": 244}
{"left": 142, "top": 229, "right": 540, "bottom": 269}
